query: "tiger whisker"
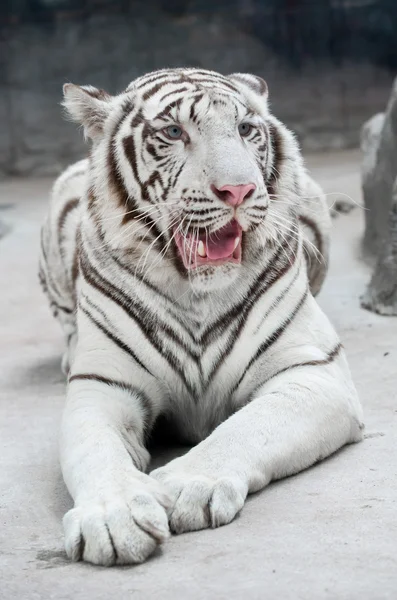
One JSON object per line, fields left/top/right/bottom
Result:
{"left": 142, "top": 215, "right": 186, "bottom": 278}
{"left": 275, "top": 216, "right": 324, "bottom": 264}
{"left": 97, "top": 201, "right": 180, "bottom": 225}
{"left": 137, "top": 214, "right": 182, "bottom": 279}
{"left": 87, "top": 206, "right": 165, "bottom": 252}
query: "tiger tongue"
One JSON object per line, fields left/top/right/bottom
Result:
{"left": 204, "top": 226, "right": 239, "bottom": 260}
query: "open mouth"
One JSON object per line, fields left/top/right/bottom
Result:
{"left": 174, "top": 219, "right": 242, "bottom": 269}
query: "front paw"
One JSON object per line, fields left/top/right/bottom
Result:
{"left": 63, "top": 484, "right": 171, "bottom": 566}
{"left": 150, "top": 467, "right": 247, "bottom": 534}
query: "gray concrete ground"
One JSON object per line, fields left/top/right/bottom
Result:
{"left": 1, "top": 151, "right": 396, "bottom": 599}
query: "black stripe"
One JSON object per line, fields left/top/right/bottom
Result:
{"left": 199, "top": 225, "right": 299, "bottom": 347}
{"left": 50, "top": 299, "right": 74, "bottom": 315}
{"left": 141, "top": 169, "right": 164, "bottom": 202}
{"left": 145, "top": 141, "right": 161, "bottom": 159}
{"left": 246, "top": 205, "right": 268, "bottom": 214}
{"left": 40, "top": 228, "right": 74, "bottom": 312}
{"left": 170, "top": 160, "right": 186, "bottom": 190}
{"left": 154, "top": 98, "right": 183, "bottom": 122}
{"left": 299, "top": 214, "right": 324, "bottom": 259}
{"left": 71, "top": 247, "right": 79, "bottom": 290}
{"left": 143, "top": 80, "right": 170, "bottom": 100}
{"left": 160, "top": 86, "right": 190, "bottom": 102}
{"left": 40, "top": 228, "right": 67, "bottom": 303}
{"left": 57, "top": 198, "right": 79, "bottom": 240}
{"left": 253, "top": 260, "right": 302, "bottom": 334}
{"left": 261, "top": 342, "right": 343, "bottom": 386}
{"left": 206, "top": 248, "right": 301, "bottom": 384}
{"left": 107, "top": 101, "right": 137, "bottom": 216}
{"left": 189, "top": 93, "right": 204, "bottom": 123}
{"left": 68, "top": 372, "right": 154, "bottom": 428}
{"left": 267, "top": 122, "right": 283, "bottom": 196}
{"left": 70, "top": 225, "right": 80, "bottom": 298}
{"left": 189, "top": 76, "right": 239, "bottom": 93}
{"left": 122, "top": 134, "right": 164, "bottom": 245}
{"left": 299, "top": 214, "right": 326, "bottom": 295}
{"left": 184, "top": 218, "right": 224, "bottom": 229}
{"left": 83, "top": 87, "right": 110, "bottom": 100}
{"left": 108, "top": 252, "right": 199, "bottom": 337}
{"left": 135, "top": 71, "right": 176, "bottom": 89}
{"left": 81, "top": 250, "right": 200, "bottom": 360}
{"left": 79, "top": 252, "right": 199, "bottom": 396}
{"left": 186, "top": 69, "right": 228, "bottom": 78}
{"left": 83, "top": 293, "right": 115, "bottom": 328}
{"left": 184, "top": 207, "right": 221, "bottom": 217}
{"left": 232, "top": 288, "right": 309, "bottom": 393}
{"left": 79, "top": 304, "right": 152, "bottom": 376}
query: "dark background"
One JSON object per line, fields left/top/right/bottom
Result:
{"left": 1, "top": 0, "right": 396, "bottom": 176}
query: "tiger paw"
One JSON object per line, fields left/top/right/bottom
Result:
{"left": 150, "top": 467, "right": 247, "bottom": 534}
{"left": 63, "top": 487, "right": 171, "bottom": 566}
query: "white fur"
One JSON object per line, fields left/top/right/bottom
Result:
{"left": 39, "top": 68, "right": 363, "bottom": 566}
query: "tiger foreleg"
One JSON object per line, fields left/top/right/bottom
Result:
{"left": 61, "top": 372, "right": 170, "bottom": 566}
{"left": 151, "top": 363, "right": 363, "bottom": 534}
{"left": 61, "top": 328, "right": 78, "bottom": 376}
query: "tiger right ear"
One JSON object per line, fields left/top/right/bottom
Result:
{"left": 228, "top": 73, "right": 268, "bottom": 100}
{"left": 62, "top": 83, "right": 112, "bottom": 139}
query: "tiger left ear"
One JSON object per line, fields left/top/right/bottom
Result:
{"left": 228, "top": 73, "right": 268, "bottom": 100}
{"left": 62, "top": 83, "right": 112, "bottom": 140}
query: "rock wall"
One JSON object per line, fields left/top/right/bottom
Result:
{"left": 361, "top": 78, "right": 397, "bottom": 315}
{"left": 0, "top": 8, "right": 394, "bottom": 177}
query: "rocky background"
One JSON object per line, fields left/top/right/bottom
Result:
{"left": 360, "top": 78, "right": 397, "bottom": 315}
{"left": 1, "top": 0, "right": 397, "bottom": 177}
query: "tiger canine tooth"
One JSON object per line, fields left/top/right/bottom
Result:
{"left": 197, "top": 241, "right": 207, "bottom": 257}
{"left": 233, "top": 237, "right": 240, "bottom": 251}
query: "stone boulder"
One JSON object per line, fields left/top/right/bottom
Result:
{"left": 360, "top": 78, "right": 397, "bottom": 315}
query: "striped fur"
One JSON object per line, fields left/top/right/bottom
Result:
{"left": 39, "top": 68, "right": 362, "bottom": 567}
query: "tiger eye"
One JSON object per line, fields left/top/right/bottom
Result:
{"left": 165, "top": 125, "right": 183, "bottom": 139}
{"left": 238, "top": 122, "right": 252, "bottom": 137}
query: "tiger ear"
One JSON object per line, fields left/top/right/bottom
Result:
{"left": 228, "top": 73, "right": 268, "bottom": 100}
{"left": 62, "top": 83, "right": 112, "bottom": 139}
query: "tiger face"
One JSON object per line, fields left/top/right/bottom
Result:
{"left": 64, "top": 69, "right": 299, "bottom": 292}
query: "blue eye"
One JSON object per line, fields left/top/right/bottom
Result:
{"left": 239, "top": 122, "right": 252, "bottom": 137}
{"left": 165, "top": 125, "right": 183, "bottom": 139}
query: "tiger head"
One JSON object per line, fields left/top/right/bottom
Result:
{"left": 63, "top": 68, "right": 301, "bottom": 292}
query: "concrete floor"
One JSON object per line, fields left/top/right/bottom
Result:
{"left": 1, "top": 151, "right": 396, "bottom": 599}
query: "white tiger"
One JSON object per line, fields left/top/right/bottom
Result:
{"left": 39, "top": 68, "right": 363, "bottom": 567}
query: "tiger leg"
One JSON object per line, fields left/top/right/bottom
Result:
{"left": 61, "top": 314, "right": 170, "bottom": 566}
{"left": 151, "top": 361, "right": 363, "bottom": 534}
{"left": 39, "top": 160, "right": 87, "bottom": 373}
{"left": 59, "top": 315, "right": 78, "bottom": 376}
{"left": 39, "top": 225, "right": 78, "bottom": 374}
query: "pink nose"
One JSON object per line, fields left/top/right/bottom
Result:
{"left": 213, "top": 183, "right": 256, "bottom": 207}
